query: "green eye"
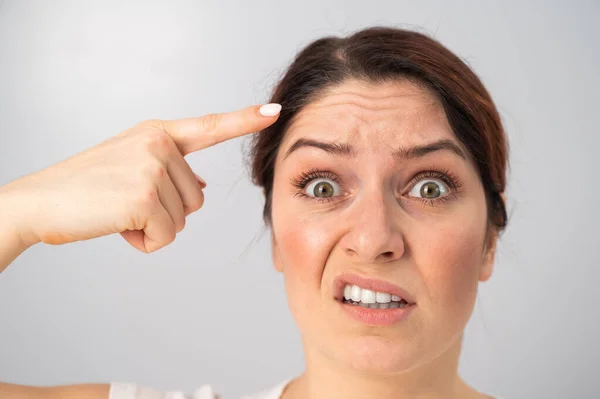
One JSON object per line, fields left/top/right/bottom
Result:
{"left": 305, "top": 179, "right": 341, "bottom": 198}
{"left": 409, "top": 179, "right": 448, "bottom": 199}
{"left": 420, "top": 182, "right": 441, "bottom": 198}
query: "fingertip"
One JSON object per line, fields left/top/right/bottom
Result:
{"left": 258, "top": 103, "right": 282, "bottom": 117}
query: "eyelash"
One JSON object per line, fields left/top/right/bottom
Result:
{"left": 290, "top": 168, "right": 463, "bottom": 206}
{"left": 407, "top": 168, "right": 462, "bottom": 206}
{"left": 291, "top": 169, "right": 341, "bottom": 203}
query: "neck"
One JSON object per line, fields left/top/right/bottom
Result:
{"left": 284, "top": 335, "right": 478, "bottom": 399}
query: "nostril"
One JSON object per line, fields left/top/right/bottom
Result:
{"left": 381, "top": 251, "right": 394, "bottom": 258}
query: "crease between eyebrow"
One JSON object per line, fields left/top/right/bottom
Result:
{"left": 283, "top": 138, "right": 466, "bottom": 161}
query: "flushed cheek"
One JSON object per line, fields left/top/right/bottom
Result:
{"left": 273, "top": 217, "right": 329, "bottom": 280}
{"left": 414, "top": 223, "right": 484, "bottom": 322}
{"left": 272, "top": 207, "right": 337, "bottom": 296}
{"left": 271, "top": 216, "right": 338, "bottom": 335}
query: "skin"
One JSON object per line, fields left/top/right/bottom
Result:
{"left": 0, "top": 80, "right": 500, "bottom": 398}
{"left": 0, "top": 105, "right": 281, "bottom": 397}
{"left": 269, "top": 79, "right": 497, "bottom": 399}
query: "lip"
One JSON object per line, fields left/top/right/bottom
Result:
{"left": 333, "top": 272, "right": 416, "bottom": 304}
{"left": 339, "top": 300, "right": 416, "bottom": 326}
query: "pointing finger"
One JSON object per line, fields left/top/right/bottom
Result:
{"left": 161, "top": 104, "right": 281, "bottom": 155}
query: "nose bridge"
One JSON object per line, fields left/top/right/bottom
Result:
{"left": 342, "top": 187, "right": 404, "bottom": 263}
{"left": 357, "top": 190, "right": 390, "bottom": 231}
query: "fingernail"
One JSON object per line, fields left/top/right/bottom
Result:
{"left": 195, "top": 174, "right": 207, "bottom": 187}
{"left": 259, "top": 103, "right": 282, "bottom": 117}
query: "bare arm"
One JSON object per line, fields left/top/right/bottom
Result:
{"left": 0, "top": 382, "right": 110, "bottom": 399}
{"left": 0, "top": 190, "right": 110, "bottom": 397}
{"left": 0, "top": 184, "right": 35, "bottom": 273}
{"left": 0, "top": 187, "right": 112, "bottom": 397}
{"left": 0, "top": 223, "right": 27, "bottom": 274}
{"left": 0, "top": 104, "right": 281, "bottom": 396}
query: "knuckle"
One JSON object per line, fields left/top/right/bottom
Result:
{"left": 136, "top": 187, "right": 159, "bottom": 211}
{"left": 152, "top": 164, "right": 167, "bottom": 180}
{"left": 143, "top": 130, "right": 172, "bottom": 154}
{"left": 141, "top": 161, "right": 167, "bottom": 181}
{"left": 130, "top": 119, "right": 165, "bottom": 139}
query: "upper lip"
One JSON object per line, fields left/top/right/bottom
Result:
{"left": 333, "top": 272, "right": 417, "bottom": 304}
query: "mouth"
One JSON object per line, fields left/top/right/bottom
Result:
{"left": 333, "top": 273, "right": 416, "bottom": 306}
{"left": 342, "top": 296, "right": 410, "bottom": 309}
{"left": 333, "top": 273, "right": 417, "bottom": 325}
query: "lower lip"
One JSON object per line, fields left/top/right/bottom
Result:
{"left": 339, "top": 301, "right": 416, "bottom": 326}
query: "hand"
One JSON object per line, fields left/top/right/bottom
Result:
{"left": 0, "top": 104, "right": 281, "bottom": 253}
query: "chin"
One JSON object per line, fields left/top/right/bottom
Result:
{"left": 334, "top": 335, "right": 426, "bottom": 374}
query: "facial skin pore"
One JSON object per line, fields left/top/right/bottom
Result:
{"left": 269, "top": 79, "right": 497, "bottom": 399}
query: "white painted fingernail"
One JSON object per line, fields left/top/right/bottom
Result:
{"left": 259, "top": 103, "right": 282, "bottom": 117}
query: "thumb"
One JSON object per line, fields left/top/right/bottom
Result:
{"left": 161, "top": 103, "right": 282, "bottom": 155}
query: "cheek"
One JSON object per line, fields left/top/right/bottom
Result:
{"left": 412, "top": 215, "right": 486, "bottom": 317}
{"left": 271, "top": 208, "right": 336, "bottom": 330}
{"left": 271, "top": 193, "right": 333, "bottom": 294}
{"left": 276, "top": 221, "right": 324, "bottom": 270}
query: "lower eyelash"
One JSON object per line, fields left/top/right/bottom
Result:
{"left": 412, "top": 192, "right": 458, "bottom": 207}
{"left": 293, "top": 192, "right": 337, "bottom": 203}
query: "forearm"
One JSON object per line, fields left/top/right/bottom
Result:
{"left": 0, "top": 219, "right": 29, "bottom": 273}
{"left": 0, "top": 382, "right": 110, "bottom": 399}
{"left": 0, "top": 186, "right": 35, "bottom": 273}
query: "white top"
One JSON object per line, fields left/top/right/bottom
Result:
{"left": 109, "top": 380, "right": 289, "bottom": 399}
{"left": 110, "top": 381, "right": 503, "bottom": 399}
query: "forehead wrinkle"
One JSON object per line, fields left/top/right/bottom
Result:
{"left": 301, "top": 93, "right": 436, "bottom": 117}
{"left": 291, "top": 87, "right": 444, "bottom": 133}
{"left": 280, "top": 80, "right": 453, "bottom": 160}
{"left": 290, "top": 80, "right": 438, "bottom": 123}
{"left": 287, "top": 102, "right": 449, "bottom": 147}
{"left": 287, "top": 101, "right": 442, "bottom": 139}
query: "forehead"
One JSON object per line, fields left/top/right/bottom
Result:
{"left": 280, "top": 79, "right": 455, "bottom": 153}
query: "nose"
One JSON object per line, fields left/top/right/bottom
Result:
{"left": 339, "top": 192, "right": 405, "bottom": 264}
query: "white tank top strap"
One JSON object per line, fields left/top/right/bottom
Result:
{"left": 110, "top": 380, "right": 500, "bottom": 399}
{"left": 109, "top": 382, "right": 218, "bottom": 399}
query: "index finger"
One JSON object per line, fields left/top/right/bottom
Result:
{"left": 161, "top": 103, "right": 282, "bottom": 155}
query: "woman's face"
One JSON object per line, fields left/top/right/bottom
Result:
{"left": 270, "top": 79, "right": 496, "bottom": 373}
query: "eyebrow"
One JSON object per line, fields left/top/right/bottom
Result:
{"left": 284, "top": 138, "right": 355, "bottom": 159}
{"left": 283, "top": 138, "right": 466, "bottom": 161}
{"left": 393, "top": 139, "right": 466, "bottom": 160}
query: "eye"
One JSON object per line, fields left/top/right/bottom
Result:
{"left": 408, "top": 179, "right": 449, "bottom": 199}
{"left": 305, "top": 178, "right": 342, "bottom": 199}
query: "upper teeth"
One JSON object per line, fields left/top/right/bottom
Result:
{"left": 343, "top": 284, "right": 403, "bottom": 304}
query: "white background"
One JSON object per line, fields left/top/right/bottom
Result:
{"left": 1, "top": 1, "right": 599, "bottom": 398}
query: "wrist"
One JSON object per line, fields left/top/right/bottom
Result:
{"left": 0, "top": 183, "right": 40, "bottom": 250}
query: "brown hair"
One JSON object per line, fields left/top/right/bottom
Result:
{"left": 250, "top": 26, "right": 508, "bottom": 232}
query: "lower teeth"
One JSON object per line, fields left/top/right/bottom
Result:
{"left": 343, "top": 299, "right": 409, "bottom": 309}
